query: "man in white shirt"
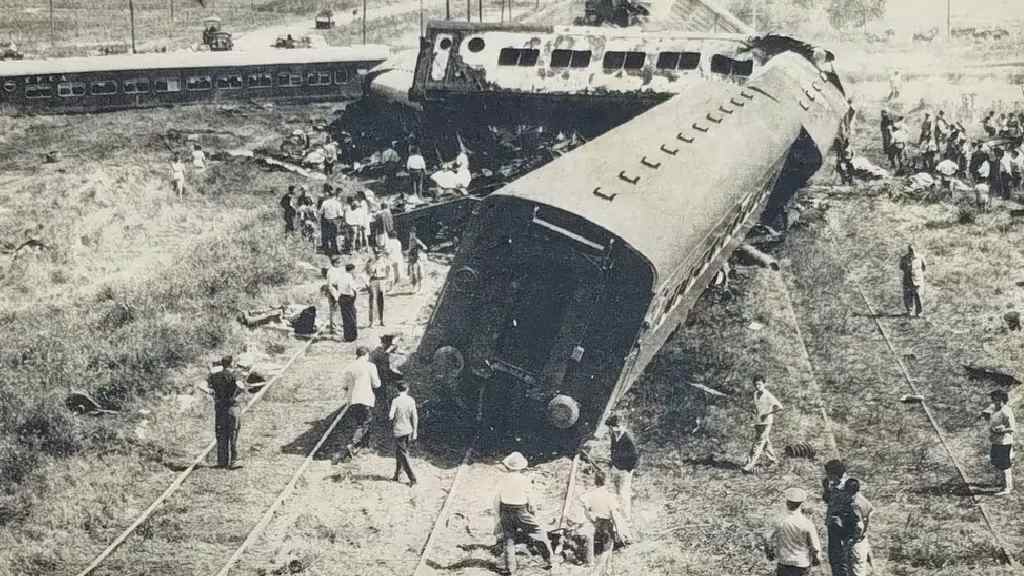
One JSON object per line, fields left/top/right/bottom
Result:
{"left": 386, "top": 233, "right": 405, "bottom": 292}
{"left": 333, "top": 346, "right": 380, "bottom": 462}
{"left": 574, "top": 469, "right": 623, "bottom": 567}
{"left": 191, "top": 143, "right": 206, "bottom": 172}
{"left": 743, "top": 374, "right": 784, "bottom": 473}
{"left": 325, "top": 258, "right": 359, "bottom": 341}
{"left": 494, "top": 452, "right": 553, "bottom": 574}
{"left": 983, "top": 389, "right": 1016, "bottom": 496}
{"left": 406, "top": 145, "right": 427, "bottom": 199}
{"left": 318, "top": 190, "right": 344, "bottom": 255}
{"left": 389, "top": 382, "right": 418, "bottom": 486}
{"left": 765, "top": 487, "right": 822, "bottom": 576}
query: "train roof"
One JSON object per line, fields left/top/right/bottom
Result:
{"left": 425, "top": 20, "right": 751, "bottom": 42}
{"left": 491, "top": 52, "right": 846, "bottom": 277}
{"left": 0, "top": 45, "right": 390, "bottom": 77}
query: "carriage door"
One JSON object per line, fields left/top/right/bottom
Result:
{"left": 430, "top": 34, "right": 455, "bottom": 83}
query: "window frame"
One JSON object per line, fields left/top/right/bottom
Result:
{"left": 186, "top": 75, "right": 213, "bottom": 91}
{"left": 154, "top": 77, "right": 182, "bottom": 93}
{"left": 216, "top": 74, "right": 244, "bottom": 90}
{"left": 25, "top": 84, "right": 53, "bottom": 98}
{"left": 57, "top": 82, "right": 87, "bottom": 97}
{"left": 123, "top": 77, "right": 150, "bottom": 94}
{"left": 90, "top": 80, "right": 118, "bottom": 95}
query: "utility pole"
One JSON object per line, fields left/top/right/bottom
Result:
{"left": 478, "top": 0, "right": 482, "bottom": 23}
{"left": 466, "top": 0, "right": 470, "bottom": 22}
{"left": 362, "top": 0, "right": 367, "bottom": 44}
{"left": 170, "top": 0, "right": 174, "bottom": 24}
{"left": 129, "top": 0, "right": 137, "bottom": 53}
{"left": 751, "top": 0, "right": 757, "bottom": 31}
{"left": 49, "top": 0, "right": 55, "bottom": 46}
{"left": 419, "top": 0, "right": 424, "bottom": 37}
{"left": 446, "top": 0, "right": 450, "bottom": 20}
{"left": 947, "top": 0, "right": 952, "bottom": 39}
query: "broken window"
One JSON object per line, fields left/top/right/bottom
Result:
{"left": 603, "top": 51, "right": 625, "bottom": 69}
{"left": 154, "top": 78, "right": 181, "bottom": 93}
{"left": 498, "top": 48, "right": 539, "bottom": 66}
{"left": 711, "top": 55, "right": 753, "bottom": 76}
{"left": 551, "top": 49, "right": 591, "bottom": 68}
{"left": 123, "top": 78, "right": 150, "bottom": 93}
{"left": 57, "top": 82, "right": 86, "bottom": 97}
{"left": 90, "top": 80, "right": 118, "bottom": 95}
{"left": 334, "top": 69, "right": 351, "bottom": 84}
{"left": 657, "top": 51, "right": 701, "bottom": 71}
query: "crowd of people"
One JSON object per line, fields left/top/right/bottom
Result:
{"left": 877, "top": 106, "right": 1024, "bottom": 200}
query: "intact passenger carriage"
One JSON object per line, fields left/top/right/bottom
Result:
{"left": 0, "top": 46, "right": 389, "bottom": 114}
{"left": 417, "top": 51, "right": 851, "bottom": 452}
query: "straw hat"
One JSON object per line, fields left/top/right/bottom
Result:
{"left": 784, "top": 487, "right": 807, "bottom": 504}
{"left": 502, "top": 452, "right": 528, "bottom": 471}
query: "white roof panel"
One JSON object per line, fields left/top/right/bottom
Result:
{"left": 0, "top": 45, "right": 390, "bottom": 77}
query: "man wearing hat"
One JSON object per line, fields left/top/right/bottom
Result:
{"left": 203, "top": 355, "right": 249, "bottom": 469}
{"left": 334, "top": 346, "right": 381, "bottom": 462}
{"left": 494, "top": 452, "right": 553, "bottom": 574}
{"left": 982, "top": 389, "right": 1016, "bottom": 496}
{"left": 765, "top": 487, "right": 822, "bottom": 576}
{"left": 605, "top": 414, "right": 639, "bottom": 518}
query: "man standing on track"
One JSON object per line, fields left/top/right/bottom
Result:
{"left": 743, "top": 374, "right": 784, "bottom": 473}
{"left": 765, "top": 487, "right": 822, "bottom": 576}
{"left": 982, "top": 389, "right": 1016, "bottom": 496}
{"left": 822, "top": 459, "right": 852, "bottom": 576}
{"left": 898, "top": 244, "right": 926, "bottom": 318}
{"left": 844, "top": 478, "right": 875, "bottom": 576}
{"left": 606, "top": 414, "right": 639, "bottom": 519}
{"left": 494, "top": 452, "right": 554, "bottom": 575}
{"left": 334, "top": 346, "right": 381, "bottom": 462}
{"left": 389, "top": 381, "right": 418, "bottom": 486}
{"left": 204, "top": 355, "right": 248, "bottom": 469}
{"left": 325, "top": 256, "right": 359, "bottom": 341}
{"left": 365, "top": 248, "right": 392, "bottom": 327}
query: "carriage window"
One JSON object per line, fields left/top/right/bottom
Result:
{"left": 657, "top": 51, "right": 701, "bottom": 70}
{"left": 154, "top": 78, "right": 181, "bottom": 93}
{"left": 307, "top": 71, "right": 332, "bottom": 86}
{"left": 247, "top": 73, "right": 273, "bottom": 88}
{"left": 551, "top": 49, "right": 591, "bottom": 68}
{"left": 498, "top": 48, "right": 539, "bottom": 67}
{"left": 57, "top": 82, "right": 87, "bottom": 97}
{"left": 123, "top": 78, "right": 150, "bottom": 93}
{"left": 733, "top": 59, "right": 754, "bottom": 76}
{"left": 186, "top": 76, "right": 212, "bottom": 91}
{"left": 624, "top": 52, "right": 645, "bottom": 69}
{"left": 216, "top": 75, "right": 243, "bottom": 89}
{"left": 603, "top": 51, "right": 625, "bottom": 69}
{"left": 467, "top": 37, "right": 485, "bottom": 52}
{"left": 90, "top": 80, "right": 118, "bottom": 95}
{"left": 334, "top": 69, "right": 351, "bottom": 84}
{"left": 277, "top": 73, "right": 302, "bottom": 87}
{"left": 3, "top": 81, "right": 15, "bottom": 92}
{"left": 26, "top": 84, "right": 53, "bottom": 98}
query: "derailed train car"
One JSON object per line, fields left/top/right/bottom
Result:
{"left": 417, "top": 50, "right": 850, "bottom": 451}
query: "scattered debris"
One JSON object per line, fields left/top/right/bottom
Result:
{"left": 900, "top": 394, "right": 925, "bottom": 403}
{"left": 784, "top": 442, "right": 816, "bottom": 460}
{"left": 735, "top": 243, "right": 779, "bottom": 271}
{"left": 963, "top": 365, "right": 1022, "bottom": 388}
{"left": 849, "top": 156, "right": 890, "bottom": 180}
{"left": 748, "top": 321, "right": 766, "bottom": 331}
{"left": 238, "top": 307, "right": 282, "bottom": 328}
{"left": 66, "top": 391, "right": 119, "bottom": 415}
{"left": 44, "top": 150, "right": 62, "bottom": 163}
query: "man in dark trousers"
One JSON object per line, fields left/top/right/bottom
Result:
{"left": 606, "top": 414, "right": 639, "bottom": 519}
{"left": 389, "top": 381, "right": 418, "bottom": 486}
{"left": 325, "top": 258, "right": 359, "bottom": 342}
{"left": 822, "top": 459, "right": 852, "bottom": 576}
{"left": 280, "top": 186, "right": 296, "bottom": 233}
{"left": 333, "top": 346, "right": 380, "bottom": 462}
{"left": 494, "top": 451, "right": 554, "bottom": 574}
{"left": 204, "top": 355, "right": 248, "bottom": 469}
{"left": 370, "top": 333, "right": 403, "bottom": 411}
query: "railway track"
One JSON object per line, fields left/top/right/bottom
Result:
{"left": 763, "top": 213, "right": 1017, "bottom": 568}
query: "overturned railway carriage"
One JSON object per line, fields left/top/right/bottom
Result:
{"left": 418, "top": 52, "right": 850, "bottom": 451}
{"left": 0, "top": 46, "right": 388, "bottom": 114}
{"left": 403, "top": 21, "right": 762, "bottom": 129}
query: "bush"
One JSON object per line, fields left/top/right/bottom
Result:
{"left": 957, "top": 206, "right": 977, "bottom": 225}
{"left": 0, "top": 209, "right": 299, "bottom": 511}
